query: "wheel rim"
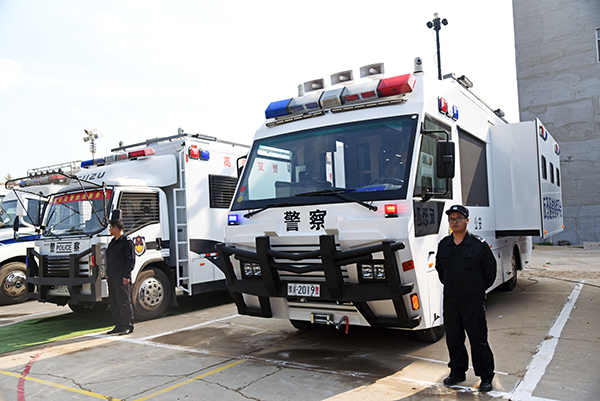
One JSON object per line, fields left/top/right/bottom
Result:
{"left": 136, "top": 276, "right": 164, "bottom": 310}
{"left": 2, "top": 270, "right": 27, "bottom": 298}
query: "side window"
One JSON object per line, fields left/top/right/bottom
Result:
{"left": 597, "top": 28, "right": 600, "bottom": 63}
{"left": 209, "top": 175, "right": 238, "bottom": 208}
{"left": 414, "top": 116, "right": 452, "bottom": 198}
{"left": 556, "top": 167, "right": 561, "bottom": 187}
{"left": 118, "top": 192, "right": 160, "bottom": 233}
{"left": 549, "top": 162, "right": 555, "bottom": 184}
{"left": 25, "top": 199, "right": 48, "bottom": 226}
{"left": 541, "top": 156, "right": 547, "bottom": 180}
{"left": 458, "top": 128, "right": 489, "bottom": 206}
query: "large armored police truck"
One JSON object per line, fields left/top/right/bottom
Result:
{"left": 8, "top": 131, "right": 249, "bottom": 320}
{"left": 217, "top": 59, "right": 564, "bottom": 342}
{"left": 0, "top": 161, "right": 79, "bottom": 305}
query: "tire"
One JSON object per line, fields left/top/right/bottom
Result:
{"left": 131, "top": 268, "right": 171, "bottom": 321}
{"left": 499, "top": 249, "right": 519, "bottom": 291}
{"left": 290, "top": 319, "right": 316, "bottom": 331}
{"left": 0, "top": 262, "right": 28, "bottom": 305}
{"left": 415, "top": 325, "right": 445, "bottom": 342}
{"left": 68, "top": 302, "right": 109, "bottom": 313}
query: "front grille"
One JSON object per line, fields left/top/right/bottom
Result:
{"left": 270, "top": 245, "right": 350, "bottom": 283}
{"left": 43, "top": 256, "right": 89, "bottom": 277}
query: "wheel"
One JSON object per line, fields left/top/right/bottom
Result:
{"left": 68, "top": 302, "right": 109, "bottom": 313}
{"left": 415, "top": 325, "right": 445, "bottom": 342}
{"left": 131, "top": 268, "right": 171, "bottom": 321}
{"left": 0, "top": 262, "right": 28, "bottom": 305}
{"left": 499, "top": 249, "right": 519, "bottom": 291}
{"left": 289, "top": 319, "right": 316, "bottom": 330}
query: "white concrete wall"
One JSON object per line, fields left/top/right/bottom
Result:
{"left": 512, "top": 0, "right": 600, "bottom": 244}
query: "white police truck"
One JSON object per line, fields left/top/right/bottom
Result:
{"left": 8, "top": 131, "right": 249, "bottom": 320}
{"left": 0, "top": 191, "right": 47, "bottom": 304}
{"left": 217, "top": 59, "right": 564, "bottom": 342}
{"left": 0, "top": 161, "right": 80, "bottom": 305}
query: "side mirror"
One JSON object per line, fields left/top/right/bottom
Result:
{"left": 13, "top": 217, "right": 20, "bottom": 240}
{"left": 236, "top": 155, "right": 247, "bottom": 179}
{"left": 436, "top": 140, "right": 455, "bottom": 179}
{"left": 16, "top": 198, "right": 27, "bottom": 217}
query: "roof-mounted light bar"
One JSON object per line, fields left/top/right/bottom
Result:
{"left": 80, "top": 147, "right": 156, "bottom": 168}
{"left": 264, "top": 72, "right": 416, "bottom": 123}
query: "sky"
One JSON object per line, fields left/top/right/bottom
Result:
{"left": 0, "top": 0, "right": 518, "bottom": 180}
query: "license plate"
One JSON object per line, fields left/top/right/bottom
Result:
{"left": 53, "top": 285, "right": 69, "bottom": 294}
{"left": 287, "top": 283, "right": 320, "bottom": 297}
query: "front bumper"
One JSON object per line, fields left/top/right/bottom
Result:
{"left": 216, "top": 234, "right": 421, "bottom": 329}
{"left": 26, "top": 245, "right": 104, "bottom": 304}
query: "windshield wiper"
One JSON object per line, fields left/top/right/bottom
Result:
{"left": 295, "top": 189, "right": 378, "bottom": 212}
{"left": 244, "top": 202, "right": 297, "bottom": 219}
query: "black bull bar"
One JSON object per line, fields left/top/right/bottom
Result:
{"left": 216, "top": 234, "right": 421, "bottom": 329}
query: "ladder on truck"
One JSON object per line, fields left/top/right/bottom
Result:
{"left": 173, "top": 149, "right": 191, "bottom": 294}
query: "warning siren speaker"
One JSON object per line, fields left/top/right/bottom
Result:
{"left": 360, "top": 63, "right": 384, "bottom": 80}
{"left": 303, "top": 78, "right": 325, "bottom": 93}
{"left": 330, "top": 70, "right": 354, "bottom": 86}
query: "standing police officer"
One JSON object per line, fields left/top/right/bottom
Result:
{"left": 106, "top": 218, "right": 135, "bottom": 335}
{"left": 435, "top": 205, "right": 496, "bottom": 392}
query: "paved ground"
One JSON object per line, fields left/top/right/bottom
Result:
{"left": 0, "top": 245, "right": 598, "bottom": 401}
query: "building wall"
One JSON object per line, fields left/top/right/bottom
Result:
{"left": 512, "top": 0, "right": 600, "bottom": 244}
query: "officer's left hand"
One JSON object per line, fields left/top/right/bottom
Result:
{"left": 123, "top": 278, "right": 130, "bottom": 285}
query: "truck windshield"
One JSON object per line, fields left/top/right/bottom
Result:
{"left": 44, "top": 190, "right": 111, "bottom": 236}
{"left": 231, "top": 115, "right": 418, "bottom": 211}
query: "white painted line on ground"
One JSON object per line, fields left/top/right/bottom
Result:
{"left": 510, "top": 281, "right": 584, "bottom": 400}
{"left": 136, "top": 313, "right": 240, "bottom": 341}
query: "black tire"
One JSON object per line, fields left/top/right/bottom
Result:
{"left": 499, "top": 248, "right": 519, "bottom": 291}
{"left": 415, "top": 325, "right": 445, "bottom": 342}
{"left": 0, "top": 262, "right": 28, "bottom": 305}
{"left": 68, "top": 302, "right": 109, "bottom": 313}
{"left": 290, "top": 319, "right": 316, "bottom": 330}
{"left": 131, "top": 268, "right": 171, "bottom": 321}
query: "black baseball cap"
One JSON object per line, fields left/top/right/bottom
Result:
{"left": 445, "top": 204, "right": 469, "bottom": 218}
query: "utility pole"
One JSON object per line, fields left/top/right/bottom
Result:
{"left": 427, "top": 13, "right": 448, "bottom": 81}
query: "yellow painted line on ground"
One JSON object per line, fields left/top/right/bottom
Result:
{"left": 133, "top": 359, "right": 245, "bottom": 401}
{"left": 0, "top": 369, "right": 120, "bottom": 400}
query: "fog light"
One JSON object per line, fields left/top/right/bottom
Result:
{"left": 243, "top": 262, "right": 261, "bottom": 277}
{"left": 373, "top": 263, "right": 386, "bottom": 279}
{"left": 361, "top": 265, "right": 373, "bottom": 279}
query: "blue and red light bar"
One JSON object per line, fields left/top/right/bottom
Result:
{"left": 81, "top": 147, "right": 156, "bottom": 167}
{"left": 265, "top": 73, "right": 417, "bottom": 120}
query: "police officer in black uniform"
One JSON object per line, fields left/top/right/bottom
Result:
{"left": 435, "top": 205, "right": 496, "bottom": 392}
{"left": 106, "top": 218, "right": 135, "bottom": 335}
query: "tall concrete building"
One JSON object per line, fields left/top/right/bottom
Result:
{"left": 512, "top": 0, "right": 600, "bottom": 245}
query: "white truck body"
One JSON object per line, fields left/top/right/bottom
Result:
{"left": 9, "top": 132, "right": 249, "bottom": 320}
{"left": 0, "top": 191, "right": 48, "bottom": 304}
{"left": 217, "top": 60, "right": 563, "bottom": 341}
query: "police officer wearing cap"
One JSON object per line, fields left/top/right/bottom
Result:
{"left": 435, "top": 205, "right": 496, "bottom": 392}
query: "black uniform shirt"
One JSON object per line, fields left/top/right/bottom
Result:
{"left": 107, "top": 235, "right": 135, "bottom": 280}
{"left": 435, "top": 232, "right": 497, "bottom": 303}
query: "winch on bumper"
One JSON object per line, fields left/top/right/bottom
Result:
{"left": 216, "top": 234, "right": 421, "bottom": 329}
{"left": 26, "top": 244, "right": 104, "bottom": 305}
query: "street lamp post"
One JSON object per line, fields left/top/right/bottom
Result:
{"left": 83, "top": 129, "right": 103, "bottom": 159}
{"left": 427, "top": 13, "right": 448, "bottom": 81}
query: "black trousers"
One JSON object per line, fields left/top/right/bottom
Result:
{"left": 444, "top": 299, "right": 494, "bottom": 379}
{"left": 108, "top": 277, "right": 134, "bottom": 330}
